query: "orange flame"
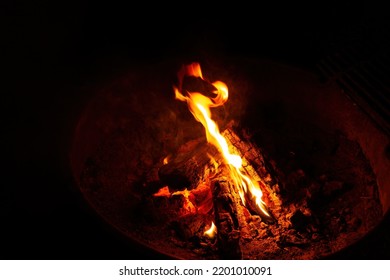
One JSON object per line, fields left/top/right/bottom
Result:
{"left": 172, "top": 188, "right": 197, "bottom": 216}
{"left": 204, "top": 222, "right": 217, "bottom": 239}
{"left": 153, "top": 186, "right": 171, "bottom": 197}
{"left": 163, "top": 156, "right": 169, "bottom": 165}
{"left": 153, "top": 186, "right": 197, "bottom": 216}
{"left": 174, "top": 62, "right": 270, "bottom": 218}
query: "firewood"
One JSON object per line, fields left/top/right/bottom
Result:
{"left": 222, "top": 128, "right": 281, "bottom": 193}
{"left": 158, "top": 138, "right": 219, "bottom": 191}
{"left": 171, "top": 214, "right": 207, "bottom": 241}
{"left": 222, "top": 128, "right": 282, "bottom": 220}
{"left": 212, "top": 178, "right": 243, "bottom": 259}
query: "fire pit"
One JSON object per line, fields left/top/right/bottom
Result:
{"left": 70, "top": 57, "right": 388, "bottom": 259}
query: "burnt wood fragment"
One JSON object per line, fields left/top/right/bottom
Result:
{"left": 212, "top": 178, "right": 243, "bottom": 259}
{"left": 158, "top": 139, "right": 219, "bottom": 191}
{"left": 222, "top": 128, "right": 282, "bottom": 219}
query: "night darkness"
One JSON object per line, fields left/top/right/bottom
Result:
{"left": 2, "top": 1, "right": 390, "bottom": 260}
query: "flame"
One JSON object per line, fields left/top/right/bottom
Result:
{"left": 174, "top": 62, "right": 270, "bottom": 217}
{"left": 192, "top": 182, "right": 214, "bottom": 215}
{"left": 153, "top": 186, "right": 171, "bottom": 197}
{"left": 172, "top": 188, "right": 197, "bottom": 216}
{"left": 204, "top": 222, "right": 217, "bottom": 239}
{"left": 153, "top": 186, "right": 197, "bottom": 216}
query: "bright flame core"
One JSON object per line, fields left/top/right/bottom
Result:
{"left": 174, "top": 62, "right": 270, "bottom": 217}
{"left": 204, "top": 222, "right": 217, "bottom": 239}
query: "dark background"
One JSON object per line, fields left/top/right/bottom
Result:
{"left": 2, "top": 1, "right": 390, "bottom": 259}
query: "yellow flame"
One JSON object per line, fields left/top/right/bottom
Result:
{"left": 204, "top": 222, "right": 217, "bottom": 238}
{"left": 172, "top": 188, "right": 196, "bottom": 216}
{"left": 174, "top": 62, "right": 270, "bottom": 217}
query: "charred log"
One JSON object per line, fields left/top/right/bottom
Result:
{"left": 212, "top": 178, "right": 243, "bottom": 259}
{"left": 223, "top": 128, "right": 282, "bottom": 191}
{"left": 171, "top": 215, "right": 207, "bottom": 241}
{"left": 222, "top": 128, "right": 282, "bottom": 218}
{"left": 158, "top": 138, "right": 219, "bottom": 191}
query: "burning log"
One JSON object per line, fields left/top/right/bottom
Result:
{"left": 158, "top": 138, "right": 219, "bottom": 191}
{"left": 223, "top": 128, "right": 279, "bottom": 188}
{"left": 222, "top": 127, "right": 281, "bottom": 221}
{"left": 212, "top": 177, "right": 243, "bottom": 259}
{"left": 171, "top": 214, "right": 207, "bottom": 241}
{"left": 152, "top": 124, "right": 282, "bottom": 256}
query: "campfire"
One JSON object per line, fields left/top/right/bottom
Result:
{"left": 152, "top": 62, "right": 280, "bottom": 258}
{"left": 71, "top": 58, "right": 384, "bottom": 259}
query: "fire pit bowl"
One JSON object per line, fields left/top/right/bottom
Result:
{"left": 70, "top": 57, "right": 389, "bottom": 259}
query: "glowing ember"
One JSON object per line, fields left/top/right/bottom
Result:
{"left": 172, "top": 189, "right": 197, "bottom": 216}
{"left": 173, "top": 62, "right": 270, "bottom": 217}
{"left": 153, "top": 186, "right": 171, "bottom": 197}
{"left": 153, "top": 186, "right": 197, "bottom": 216}
{"left": 204, "top": 222, "right": 217, "bottom": 239}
